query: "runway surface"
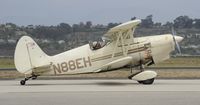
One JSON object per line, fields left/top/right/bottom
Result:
{"left": 1, "top": 79, "right": 200, "bottom": 105}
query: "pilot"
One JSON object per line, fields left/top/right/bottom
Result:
{"left": 93, "top": 41, "right": 101, "bottom": 50}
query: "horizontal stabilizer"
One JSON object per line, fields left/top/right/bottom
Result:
{"left": 32, "top": 64, "right": 52, "bottom": 75}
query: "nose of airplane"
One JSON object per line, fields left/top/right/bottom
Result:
{"left": 174, "top": 36, "right": 183, "bottom": 42}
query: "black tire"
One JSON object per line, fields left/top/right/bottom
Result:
{"left": 138, "top": 81, "right": 143, "bottom": 84}
{"left": 142, "top": 78, "right": 154, "bottom": 85}
{"left": 20, "top": 80, "right": 26, "bottom": 85}
{"left": 138, "top": 78, "right": 154, "bottom": 85}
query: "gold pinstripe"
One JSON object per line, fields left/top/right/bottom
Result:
{"left": 91, "top": 47, "right": 147, "bottom": 62}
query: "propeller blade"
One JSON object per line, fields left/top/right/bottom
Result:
{"left": 174, "top": 36, "right": 182, "bottom": 54}
{"left": 171, "top": 27, "right": 183, "bottom": 55}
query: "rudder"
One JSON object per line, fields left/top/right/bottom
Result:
{"left": 14, "top": 36, "right": 49, "bottom": 74}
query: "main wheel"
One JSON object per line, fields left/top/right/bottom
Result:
{"left": 138, "top": 81, "right": 144, "bottom": 84}
{"left": 20, "top": 80, "right": 26, "bottom": 85}
{"left": 138, "top": 78, "right": 154, "bottom": 85}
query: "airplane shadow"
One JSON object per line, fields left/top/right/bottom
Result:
{"left": 23, "top": 82, "right": 200, "bottom": 86}
{"left": 14, "top": 81, "right": 137, "bottom": 86}
{"left": 95, "top": 82, "right": 136, "bottom": 86}
{"left": 13, "top": 79, "right": 199, "bottom": 86}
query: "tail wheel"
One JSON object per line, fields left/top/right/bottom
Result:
{"left": 20, "top": 74, "right": 38, "bottom": 85}
{"left": 138, "top": 78, "right": 154, "bottom": 85}
{"left": 20, "top": 80, "right": 26, "bottom": 85}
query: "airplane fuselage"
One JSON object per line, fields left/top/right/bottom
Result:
{"left": 14, "top": 20, "right": 184, "bottom": 85}
{"left": 46, "top": 34, "right": 175, "bottom": 75}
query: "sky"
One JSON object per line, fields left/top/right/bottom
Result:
{"left": 0, "top": 0, "right": 199, "bottom": 26}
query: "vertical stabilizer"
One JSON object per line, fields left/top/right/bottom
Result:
{"left": 14, "top": 36, "right": 49, "bottom": 74}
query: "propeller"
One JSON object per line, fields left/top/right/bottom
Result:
{"left": 171, "top": 27, "right": 183, "bottom": 55}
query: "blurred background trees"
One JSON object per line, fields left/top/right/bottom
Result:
{"left": 0, "top": 15, "right": 200, "bottom": 56}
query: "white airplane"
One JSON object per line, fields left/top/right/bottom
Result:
{"left": 14, "top": 19, "right": 183, "bottom": 85}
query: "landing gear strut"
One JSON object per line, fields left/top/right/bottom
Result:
{"left": 128, "top": 61, "right": 157, "bottom": 85}
{"left": 128, "top": 62, "right": 145, "bottom": 80}
{"left": 20, "top": 74, "right": 38, "bottom": 85}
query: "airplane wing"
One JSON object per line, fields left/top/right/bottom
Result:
{"left": 103, "top": 20, "right": 141, "bottom": 57}
{"left": 104, "top": 19, "right": 141, "bottom": 41}
{"left": 94, "top": 56, "right": 132, "bottom": 72}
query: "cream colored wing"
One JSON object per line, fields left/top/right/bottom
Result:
{"left": 94, "top": 56, "right": 132, "bottom": 72}
{"left": 104, "top": 19, "right": 141, "bottom": 41}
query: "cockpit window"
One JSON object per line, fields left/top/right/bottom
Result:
{"left": 89, "top": 37, "right": 110, "bottom": 50}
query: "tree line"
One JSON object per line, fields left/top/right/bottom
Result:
{"left": 0, "top": 15, "right": 200, "bottom": 56}
{"left": 0, "top": 15, "right": 199, "bottom": 40}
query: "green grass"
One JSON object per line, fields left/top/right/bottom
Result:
{"left": 1, "top": 69, "right": 200, "bottom": 79}
{"left": 0, "top": 57, "right": 200, "bottom": 79}
{"left": 153, "top": 57, "right": 200, "bottom": 67}
{"left": 0, "top": 57, "right": 200, "bottom": 68}
{"left": 0, "top": 58, "right": 15, "bottom": 68}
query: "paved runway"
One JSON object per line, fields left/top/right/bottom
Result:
{"left": 0, "top": 79, "right": 200, "bottom": 105}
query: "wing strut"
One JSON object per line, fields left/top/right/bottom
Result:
{"left": 111, "top": 29, "right": 134, "bottom": 58}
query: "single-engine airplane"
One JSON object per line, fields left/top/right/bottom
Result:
{"left": 14, "top": 19, "right": 183, "bottom": 85}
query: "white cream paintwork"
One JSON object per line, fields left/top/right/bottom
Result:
{"left": 14, "top": 36, "right": 50, "bottom": 74}
{"left": 15, "top": 34, "right": 180, "bottom": 75}
{"left": 132, "top": 70, "right": 157, "bottom": 81}
{"left": 14, "top": 20, "right": 183, "bottom": 78}
{"left": 48, "top": 34, "right": 176, "bottom": 75}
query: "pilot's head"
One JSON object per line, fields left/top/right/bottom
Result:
{"left": 93, "top": 41, "right": 97, "bottom": 46}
